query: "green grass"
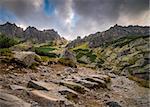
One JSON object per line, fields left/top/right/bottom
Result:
{"left": 0, "top": 34, "right": 19, "bottom": 48}
{"left": 0, "top": 48, "right": 12, "bottom": 56}
{"left": 74, "top": 49, "right": 97, "bottom": 63}
{"left": 103, "top": 35, "right": 149, "bottom": 48}
{"left": 36, "top": 47, "right": 56, "bottom": 52}
{"left": 35, "top": 46, "right": 58, "bottom": 58}
{"left": 71, "top": 42, "right": 89, "bottom": 50}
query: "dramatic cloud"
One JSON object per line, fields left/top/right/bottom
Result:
{"left": 0, "top": 0, "right": 149, "bottom": 40}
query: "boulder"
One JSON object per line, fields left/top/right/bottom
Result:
{"left": 75, "top": 79, "right": 99, "bottom": 89}
{"left": 84, "top": 77, "right": 107, "bottom": 88}
{"left": 0, "top": 91, "right": 31, "bottom": 107}
{"left": 64, "top": 67, "right": 77, "bottom": 73}
{"left": 90, "top": 74, "right": 111, "bottom": 83}
{"left": 29, "top": 90, "right": 67, "bottom": 107}
{"left": 59, "top": 81, "right": 89, "bottom": 94}
{"left": 27, "top": 81, "right": 58, "bottom": 91}
{"left": 60, "top": 49, "right": 76, "bottom": 62}
{"left": 9, "top": 85, "right": 27, "bottom": 90}
{"left": 78, "top": 55, "right": 90, "bottom": 64}
{"left": 27, "top": 81, "right": 79, "bottom": 100}
{"left": 12, "top": 51, "right": 41, "bottom": 67}
{"left": 58, "top": 49, "right": 77, "bottom": 68}
{"left": 106, "top": 101, "right": 122, "bottom": 107}
{"left": 58, "top": 88, "right": 78, "bottom": 100}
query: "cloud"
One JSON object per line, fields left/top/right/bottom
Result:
{"left": 71, "top": 0, "right": 149, "bottom": 38}
{"left": 0, "top": 0, "right": 43, "bottom": 18}
{"left": 0, "top": 0, "right": 149, "bottom": 40}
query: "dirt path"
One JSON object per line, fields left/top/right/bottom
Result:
{"left": 0, "top": 63, "right": 149, "bottom": 107}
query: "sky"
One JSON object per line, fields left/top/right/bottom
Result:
{"left": 0, "top": 0, "right": 149, "bottom": 40}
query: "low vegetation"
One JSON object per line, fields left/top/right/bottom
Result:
{"left": 34, "top": 46, "right": 59, "bottom": 58}
{"left": 0, "top": 34, "right": 19, "bottom": 48}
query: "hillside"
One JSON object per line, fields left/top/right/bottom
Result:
{"left": 0, "top": 24, "right": 149, "bottom": 107}
{"left": 67, "top": 24, "right": 149, "bottom": 48}
{"left": 0, "top": 22, "right": 66, "bottom": 43}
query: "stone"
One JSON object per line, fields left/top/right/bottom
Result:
{"left": 64, "top": 67, "right": 76, "bottom": 73}
{"left": 106, "top": 101, "right": 122, "bottom": 107}
{"left": 29, "top": 90, "right": 75, "bottom": 107}
{"left": 8, "top": 65, "right": 14, "bottom": 70}
{"left": 28, "top": 90, "right": 66, "bottom": 107}
{"left": 60, "top": 81, "right": 89, "bottom": 94}
{"left": 10, "top": 85, "right": 27, "bottom": 90}
{"left": 0, "top": 91, "right": 31, "bottom": 107}
{"left": 27, "top": 80, "right": 78, "bottom": 103}
{"left": 12, "top": 51, "right": 41, "bottom": 67}
{"left": 78, "top": 55, "right": 91, "bottom": 64}
{"left": 58, "top": 88, "right": 78, "bottom": 100}
{"left": 60, "top": 49, "right": 76, "bottom": 63}
{"left": 27, "top": 81, "right": 59, "bottom": 91}
{"left": 84, "top": 77, "right": 107, "bottom": 88}
{"left": 75, "top": 79, "right": 99, "bottom": 89}
{"left": 90, "top": 74, "right": 111, "bottom": 83}
{"left": 58, "top": 49, "right": 77, "bottom": 68}
{"left": 108, "top": 73, "right": 116, "bottom": 78}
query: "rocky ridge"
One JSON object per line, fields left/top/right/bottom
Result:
{"left": 67, "top": 24, "right": 149, "bottom": 48}
{"left": 0, "top": 22, "right": 65, "bottom": 43}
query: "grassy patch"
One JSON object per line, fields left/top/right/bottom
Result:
{"left": 35, "top": 46, "right": 59, "bottom": 58}
{"left": 0, "top": 34, "right": 19, "bottom": 48}
{"left": 0, "top": 48, "right": 12, "bottom": 56}
{"left": 74, "top": 49, "right": 97, "bottom": 63}
{"left": 71, "top": 42, "right": 88, "bottom": 50}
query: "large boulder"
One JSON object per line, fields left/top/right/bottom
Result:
{"left": 0, "top": 91, "right": 31, "bottom": 107}
{"left": 59, "top": 81, "right": 89, "bottom": 94}
{"left": 28, "top": 90, "right": 74, "bottom": 107}
{"left": 58, "top": 49, "right": 77, "bottom": 68}
{"left": 78, "top": 55, "right": 91, "bottom": 64}
{"left": 27, "top": 81, "right": 78, "bottom": 101}
{"left": 12, "top": 51, "right": 41, "bottom": 67}
{"left": 60, "top": 49, "right": 76, "bottom": 62}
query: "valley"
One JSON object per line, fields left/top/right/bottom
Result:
{"left": 0, "top": 22, "right": 149, "bottom": 107}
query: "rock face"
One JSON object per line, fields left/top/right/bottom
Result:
{"left": 12, "top": 51, "right": 41, "bottom": 67}
{"left": 67, "top": 25, "right": 149, "bottom": 48}
{"left": 0, "top": 91, "right": 31, "bottom": 107}
{"left": 58, "top": 49, "right": 77, "bottom": 68}
{"left": 0, "top": 22, "right": 23, "bottom": 38}
{"left": 0, "top": 22, "right": 63, "bottom": 43}
{"left": 60, "top": 49, "right": 76, "bottom": 62}
{"left": 26, "top": 73, "right": 111, "bottom": 106}
{"left": 24, "top": 26, "right": 60, "bottom": 43}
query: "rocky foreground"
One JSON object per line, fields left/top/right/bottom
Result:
{"left": 0, "top": 63, "right": 149, "bottom": 107}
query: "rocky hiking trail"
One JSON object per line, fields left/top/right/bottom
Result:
{"left": 0, "top": 64, "right": 149, "bottom": 107}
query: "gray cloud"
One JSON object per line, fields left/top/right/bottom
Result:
{"left": 0, "top": 0, "right": 149, "bottom": 40}
{"left": 0, "top": 0, "right": 40, "bottom": 18}
{"left": 71, "top": 0, "right": 149, "bottom": 38}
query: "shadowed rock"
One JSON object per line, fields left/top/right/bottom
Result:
{"left": 29, "top": 90, "right": 74, "bottom": 107}
{"left": 59, "top": 81, "right": 89, "bottom": 94}
{"left": 0, "top": 91, "right": 31, "bottom": 107}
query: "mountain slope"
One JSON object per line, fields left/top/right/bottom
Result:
{"left": 67, "top": 24, "right": 149, "bottom": 48}
{"left": 0, "top": 22, "right": 64, "bottom": 43}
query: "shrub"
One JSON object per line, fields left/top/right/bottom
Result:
{"left": 0, "top": 48, "right": 12, "bottom": 56}
{"left": 35, "top": 47, "right": 58, "bottom": 58}
{"left": 0, "top": 34, "right": 18, "bottom": 48}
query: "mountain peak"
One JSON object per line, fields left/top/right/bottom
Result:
{"left": 3, "top": 22, "right": 17, "bottom": 27}
{"left": 0, "top": 22, "right": 62, "bottom": 43}
{"left": 67, "top": 25, "right": 149, "bottom": 48}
